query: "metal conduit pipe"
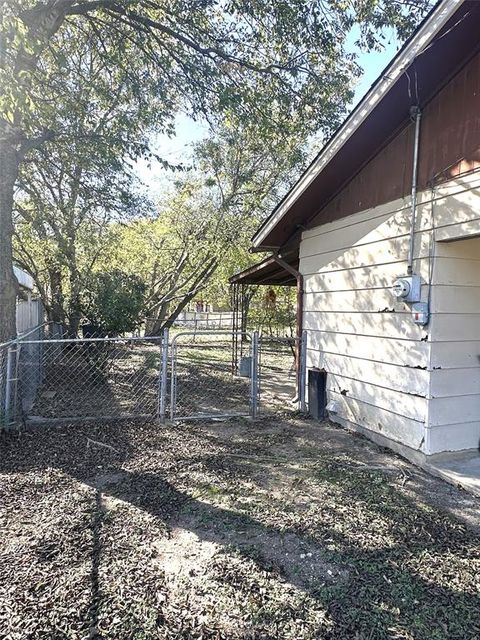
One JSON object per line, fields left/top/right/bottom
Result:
{"left": 270, "top": 252, "right": 304, "bottom": 394}
{"left": 407, "top": 106, "right": 422, "bottom": 275}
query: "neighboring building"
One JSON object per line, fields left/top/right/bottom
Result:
{"left": 231, "top": 0, "right": 480, "bottom": 464}
{"left": 13, "top": 266, "right": 43, "bottom": 335}
{"left": 13, "top": 265, "right": 34, "bottom": 294}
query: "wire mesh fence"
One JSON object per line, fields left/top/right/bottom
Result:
{"left": 170, "top": 331, "right": 257, "bottom": 422}
{"left": 0, "top": 324, "right": 48, "bottom": 428}
{"left": 1, "top": 328, "right": 305, "bottom": 429}
{"left": 17, "top": 324, "right": 45, "bottom": 417}
{"left": 258, "top": 334, "right": 306, "bottom": 413}
{"left": 0, "top": 343, "right": 11, "bottom": 427}
{"left": 2, "top": 335, "right": 165, "bottom": 427}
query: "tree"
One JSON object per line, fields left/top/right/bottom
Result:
{"left": 101, "top": 182, "right": 221, "bottom": 334}
{"left": 249, "top": 287, "right": 296, "bottom": 336}
{"left": 1, "top": 0, "right": 433, "bottom": 340}
{"left": 83, "top": 269, "right": 145, "bottom": 335}
{"left": 12, "top": 28, "right": 151, "bottom": 335}
{"left": 193, "top": 119, "right": 310, "bottom": 312}
{"left": 114, "top": 121, "right": 308, "bottom": 335}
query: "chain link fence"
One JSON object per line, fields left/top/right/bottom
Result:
{"left": 0, "top": 342, "right": 12, "bottom": 427}
{"left": 0, "top": 324, "right": 48, "bottom": 428}
{"left": 258, "top": 334, "right": 306, "bottom": 414}
{"left": 22, "top": 335, "right": 165, "bottom": 425}
{"left": 169, "top": 331, "right": 257, "bottom": 422}
{"left": 1, "top": 329, "right": 305, "bottom": 429}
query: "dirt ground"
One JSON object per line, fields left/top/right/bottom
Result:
{"left": 1, "top": 415, "right": 479, "bottom": 640}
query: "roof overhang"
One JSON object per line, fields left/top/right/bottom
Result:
{"left": 14, "top": 265, "right": 34, "bottom": 291}
{"left": 230, "top": 251, "right": 299, "bottom": 286}
{"left": 252, "top": 0, "right": 475, "bottom": 250}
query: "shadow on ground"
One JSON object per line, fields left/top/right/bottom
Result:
{"left": 0, "top": 417, "right": 479, "bottom": 639}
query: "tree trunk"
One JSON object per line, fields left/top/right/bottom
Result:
{"left": 67, "top": 240, "right": 81, "bottom": 337}
{"left": 48, "top": 268, "right": 66, "bottom": 325}
{"left": 150, "top": 258, "right": 218, "bottom": 335}
{"left": 0, "top": 140, "right": 19, "bottom": 343}
{"left": 150, "top": 301, "right": 169, "bottom": 335}
{"left": 68, "top": 297, "right": 82, "bottom": 338}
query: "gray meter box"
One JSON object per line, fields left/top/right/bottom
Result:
{"left": 391, "top": 275, "right": 421, "bottom": 302}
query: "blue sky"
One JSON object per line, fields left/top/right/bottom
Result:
{"left": 136, "top": 30, "right": 400, "bottom": 195}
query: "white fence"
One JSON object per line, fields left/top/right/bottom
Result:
{"left": 16, "top": 298, "right": 44, "bottom": 335}
{"left": 174, "top": 311, "right": 233, "bottom": 329}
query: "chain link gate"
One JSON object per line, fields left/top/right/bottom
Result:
{"left": 1, "top": 329, "right": 260, "bottom": 429}
{"left": 167, "top": 331, "right": 258, "bottom": 422}
{"left": 257, "top": 332, "right": 307, "bottom": 414}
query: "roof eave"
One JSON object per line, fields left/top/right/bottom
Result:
{"left": 251, "top": 0, "right": 463, "bottom": 249}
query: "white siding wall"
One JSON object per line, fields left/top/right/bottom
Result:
{"left": 426, "top": 173, "right": 480, "bottom": 454}
{"left": 428, "top": 234, "right": 480, "bottom": 454}
{"left": 300, "top": 170, "right": 480, "bottom": 456}
{"left": 16, "top": 298, "right": 43, "bottom": 335}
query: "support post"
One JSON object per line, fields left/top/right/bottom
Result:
{"left": 231, "top": 283, "right": 239, "bottom": 375}
{"left": 250, "top": 331, "right": 259, "bottom": 419}
{"left": 4, "top": 345, "right": 15, "bottom": 429}
{"left": 158, "top": 328, "right": 169, "bottom": 423}
{"left": 299, "top": 330, "right": 307, "bottom": 413}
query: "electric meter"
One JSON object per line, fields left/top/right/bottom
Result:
{"left": 391, "top": 275, "right": 421, "bottom": 302}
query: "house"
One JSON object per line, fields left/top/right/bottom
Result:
{"left": 231, "top": 0, "right": 480, "bottom": 471}
{"left": 14, "top": 265, "right": 44, "bottom": 335}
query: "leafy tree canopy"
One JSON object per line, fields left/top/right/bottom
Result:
{"left": 83, "top": 269, "right": 146, "bottom": 335}
{"left": 1, "top": 0, "right": 434, "bottom": 341}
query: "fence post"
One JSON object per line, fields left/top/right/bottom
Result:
{"left": 11, "top": 343, "right": 22, "bottom": 427}
{"left": 170, "top": 340, "right": 177, "bottom": 420}
{"left": 250, "top": 332, "right": 259, "bottom": 419}
{"left": 299, "top": 330, "right": 307, "bottom": 413}
{"left": 4, "top": 345, "right": 16, "bottom": 429}
{"left": 158, "top": 328, "right": 169, "bottom": 423}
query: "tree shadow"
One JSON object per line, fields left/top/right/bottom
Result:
{"left": 1, "top": 423, "right": 479, "bottom": 639}
{"left": 89, "top": 488, "right": 103, "bottom": 640}
{"left": 85, "top": 466, "right": 480, "bottom": 639}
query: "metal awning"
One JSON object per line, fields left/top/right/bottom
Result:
{"left": 230, "top": 252, "right": 298, "bottom": 286}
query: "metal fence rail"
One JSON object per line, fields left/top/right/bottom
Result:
{"left": 1, "top": 328, "right": 304, "bottom": 429}
{"left": 174, "top": 311, "right": 234, "bottom": 329}
{"left": 170, "top": 331, "right": 258, "bottom": 422}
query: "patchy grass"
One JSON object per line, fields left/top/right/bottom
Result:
{"left": 0, "top": 418, "right": 479, "bottom": 639}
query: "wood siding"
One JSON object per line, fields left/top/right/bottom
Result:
{"left": 300, "top": 170, "right": 480, "bottom": 455}
{"left": 428, "top": 234, "right": 480, "bottom": 454}
{"left": 308, "top": 49, "right": 480, "bottom": 230}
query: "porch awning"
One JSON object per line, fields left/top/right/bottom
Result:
{"left": 230, "top": 251, "right": 298, "bottom": 286}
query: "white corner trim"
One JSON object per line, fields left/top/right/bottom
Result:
{"left": 252, "top": 0, "right": 464, "bottom": 248}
